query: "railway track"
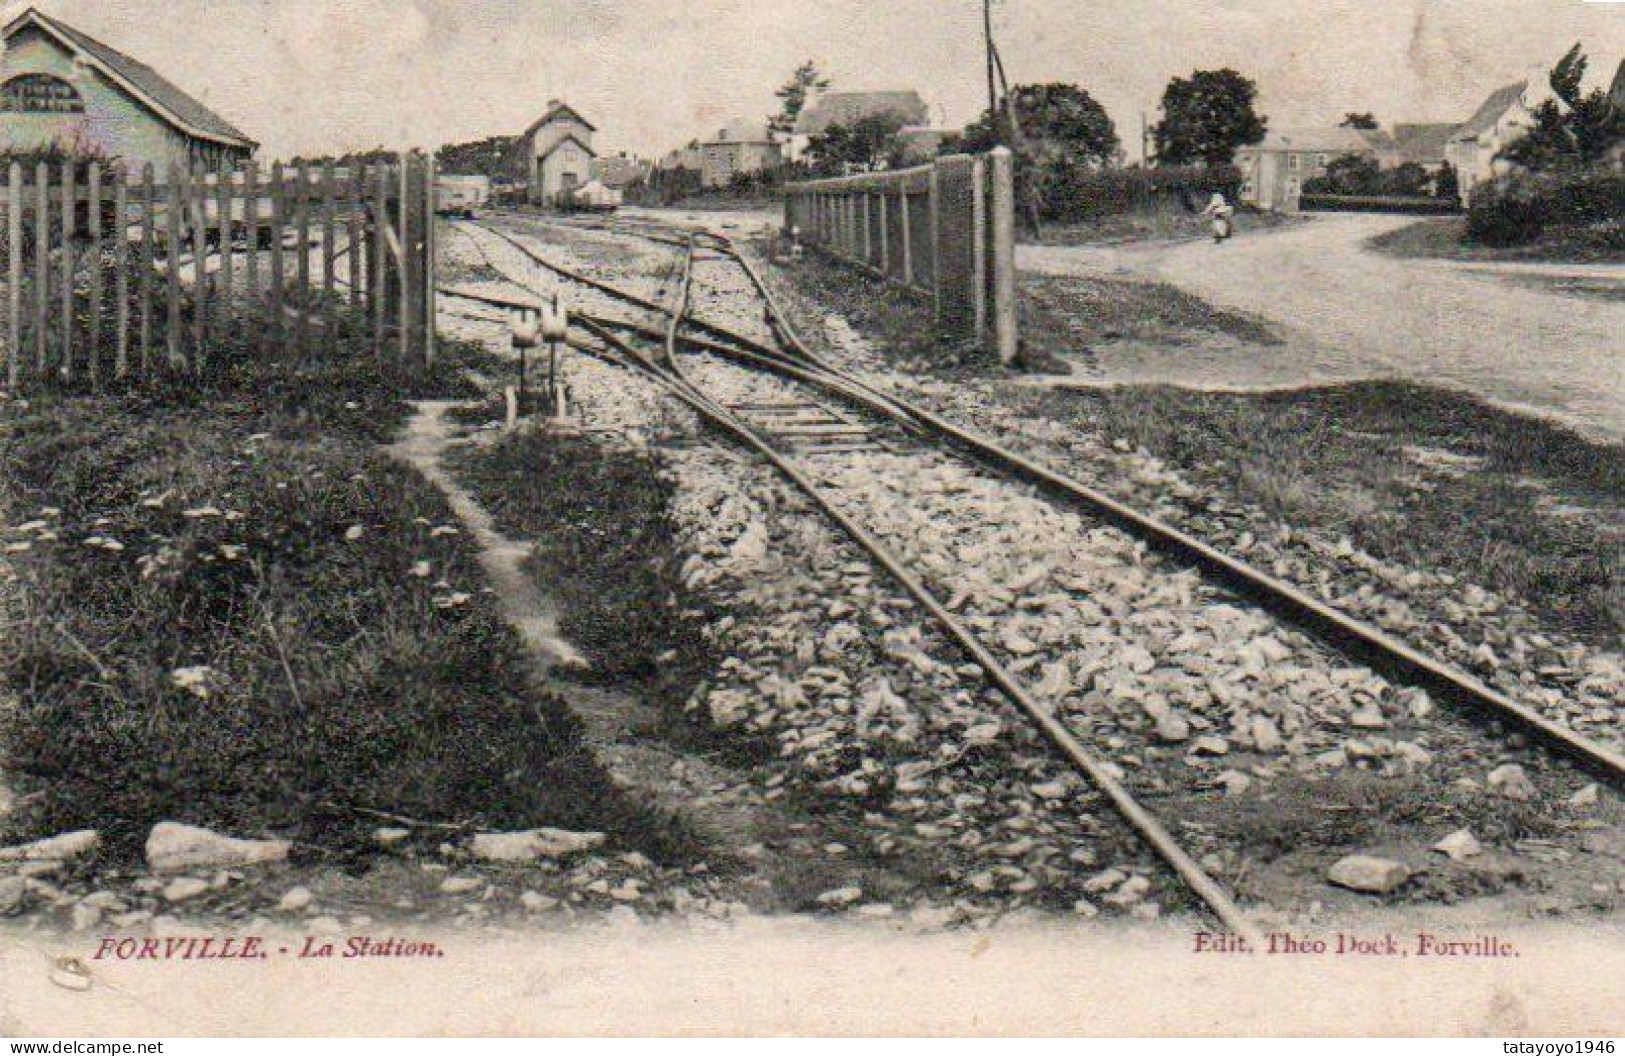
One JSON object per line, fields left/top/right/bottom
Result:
{"left": 442, "top": 214, "right": 1623, "bottom": 940}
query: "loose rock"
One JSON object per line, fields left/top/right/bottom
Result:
{"left": 1326, "top": 855, "right": 1410, "bottom": 895}
{"left": 1487, "top": 764, "right": 1536, "bottom": 802}
{"left": 1432, "top": 829, "right": 1483, "bottom": 861}
{"left": 146, "top": 822, "right": 290, "bottom": 873}
{"left": 470, "top": 828, "right": 607, "bottom": 862}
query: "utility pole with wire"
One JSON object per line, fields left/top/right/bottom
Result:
{"left": 983, "top": 0, "right": 999, "bottom": 120}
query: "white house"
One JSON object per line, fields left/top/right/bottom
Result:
{"left": 1445, "top": 79, "right": 1544, "bottom": 204}
{"left": 698, "top": 119, "right": 781, "bottom": 187}
{"left": 0, "top": 7, "right": 256, "bottom": 176}
{"left": 513, "top": 100, "right": 596, "bottom": 206}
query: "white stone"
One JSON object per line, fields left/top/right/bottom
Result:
{"left": 469, "top": 828, "right": 607, "bottom": 862}
{"left": 0, "top": 830, "right": 100, "bottom": 862}
{"left": 0, "top": 876, "right": 25, "bottom": 914}
{"left": 145, "top": 822, "right": 290, "bottom": 873}
{"left": 439, "top": 876, "right": 483, "bottom": 895}
{"left": 1569, "top": 784, "right": 1599, "bottom": 808}
{"left": 162, "top": 877, "right": 210, "bottom": 902}
{"left": 277, "top": 886, "right": 315, "bottom": 913}
{"left": 1487, "top": 764, "right": 1536, "bottom": 802}
{"left": 1433, "top": 829, "right": 1483, "bottom": 861}
{"left": 815, "top": 886, "right": 862, "bottom": 907}
{"left": 1326, "top": 855, "right": 1410, "bottom": 894}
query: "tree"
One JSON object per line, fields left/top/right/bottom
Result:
{"left": 1340, "top": 112, "right": 1379, "bottom": 130}
{"left": 1151, "top": 69, "right": 1267, "bottom": 167}
{"left": 960, "top": 83, "right": 1119, "bottom": 217}
{"left": 769, "top": 61, "right": 830, "bottom": 134}
{"left": 1500, "top": 43, "right": 1624, "bottom": 172}
{"left": 804, "top": 114, "right": 908, "bottom": 175}
{"left": 436, "top": 135, "right": 518, "bottom": 180}
{"left": 1434, "top": 161, "right": 1459, "bottom": 202}
{"left": 961, "top": 83, "right": 1119, "bottom": 167}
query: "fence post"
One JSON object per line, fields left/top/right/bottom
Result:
{"left": 927, "top": 164, "right": 941, "bottom": 326}
{"left": 269, "top": 162, "right": 286, "bottom": 357}
{"left": 33, "top": 161, "right": 48, "bottom": 374}
{"left": 243, "top": 161, "right": 259, "bottom": 311}
{"left": 59, "top": 162, "right": 74, "bottom": 380}
{"left": 114, "top": 169, "right": 129, "bottom": 378}
{"left": 988, "top": 146, "right": 1018, "bottom": 364}
{"left": 165, "top": 165, "right": 184, "bottom": 370}
{"left": 6, "top": 163, "right": 19, "bottom": 390}
{"left": 87, "top": 162, "right": 102, "bottom": 384}
{"left": 972, "top": 154, "right": 986, "bottom": 346}
{"left": 139, "top": 164, "right": 155, "bottom": 374}
{"left": 898, "top": 186, "right": 912, "bottom": 287}
{"left": 294, "top": 161, "right": 311, "bottom": 360}
{"left": 423, "top": 152, "right": 436, "bottom": 368}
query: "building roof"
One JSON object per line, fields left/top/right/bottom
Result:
{"left": 1388, "top": 122, "right": 1461, "bottom": 164}
{"left": 538, "top": 132, "right": 596, "bottom": 162}
{"left": 1243, "top": 126, "right": 1379, "bottom": 154}
{"left": 1451, "top": 81, "right": 1528, "bottom": 141}
{"left": 792, "top": 91, "right": 930, "bottom": 135}
{"left": 3, "top": 7, "right": 256, "bottom": 149}
{"left": 707, "top": 119, "right": 773, "bottom": 145}
{"left": 519, "top": 100, "right": 597, "bottom": 141}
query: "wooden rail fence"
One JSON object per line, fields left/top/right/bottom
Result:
{"left": 783, "top": 147, "right": 1017, "bottom": 363}
{"left": 0, "top": 151, "right": 437, "bottom": 392}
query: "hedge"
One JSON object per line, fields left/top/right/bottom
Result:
{"left": 1467, "top": 168, "right": 1625, "bottom": 246}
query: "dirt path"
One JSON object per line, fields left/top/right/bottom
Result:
{"left": 1020, "top": 214, "right": 1625, "bottom": 442}
{"left": 388, "top": 402, "right": 585, "bottom": 672}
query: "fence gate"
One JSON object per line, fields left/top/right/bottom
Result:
{"left": 0, "top": 151, "right": 436, "bottom": 393}
{"left": 783, "top": 146, "right": 1018, "bottom": 363}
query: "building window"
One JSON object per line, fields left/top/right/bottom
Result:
{"left": 1316, "top": 154, "right": 1328, "bottom": 167}
{"left": 1288, "top": 154, "right": 1300, "bottom": 172}
{"left": 1, "top": 73, "right": 84, "bottom": 113}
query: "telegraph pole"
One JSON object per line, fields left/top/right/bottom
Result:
{"left": 983, "top": 0, "right": 999, "bottom": 120}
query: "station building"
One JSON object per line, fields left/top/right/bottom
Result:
{"left": 513, "top": 100, "right": 596, "bottom": 206}
{"left": 0, "top": 7, "right": 256, "bottom": 177}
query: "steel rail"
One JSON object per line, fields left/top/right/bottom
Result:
{"left": 699, "top": 230, "right": 1625, "bottom": 783}
{"left": 459, "top": 215, "right": 1625, "bottom": 782}
{"left": 568, "top": 304, "right": 1269, "bottom": 949}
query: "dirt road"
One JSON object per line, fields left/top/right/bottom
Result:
{"left": 1020, "top": 214, "right": 1625, "bottom": 442}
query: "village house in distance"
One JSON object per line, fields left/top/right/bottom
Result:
{"left": 0, "top": 7, "right": 256, "bottom": 175}
{"left": 512, "top": 99, "right": 596, "bottom": 206}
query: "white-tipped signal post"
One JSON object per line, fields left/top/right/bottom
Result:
{"left": 507, "top": 298, "right": 572, "bottom": 429}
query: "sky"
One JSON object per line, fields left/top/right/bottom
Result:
{"left": 10, "top": 0, "right": 1623, "bottom": 161}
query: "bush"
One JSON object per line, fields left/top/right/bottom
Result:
{"left": 1467, "top": 168, "right": 1625, "bottom": 246}
{"left": 1039, "top": 163, "right": 1242, "bottom": 221}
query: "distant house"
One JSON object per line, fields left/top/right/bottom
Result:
{"left": 788, "top": 90, "right": 931, "bottom": 160}
{"left": 1367, "top": 123, "right": 1461, "bottom": 171}
{"left": 698, "top": 120, "right": 781, "bottom": 187}
{"left": 513, "top": 100, "right": 596, "bottom": 206}
{"left": 1444, "top": 81, "right": 1538, "bottom": 205}
{"left": 1235, "top": 126, "right": 1381, "bottom": 210}
{"left": 658, "top": 143, "right": 701, "bottom": 173}
{"left": 895, "top": 126, "right": 949, "bottom": 164}
{"left": 590, "top": 152, "right": 651, "bottom": 191}
{"left": 0, "top": 7, "right": 256, "bottom": 176}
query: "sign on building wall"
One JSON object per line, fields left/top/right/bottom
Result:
{"left": 1, "top": 73, "right": 85, "bottom": 114}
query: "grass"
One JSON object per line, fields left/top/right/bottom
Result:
{"left": 1368, "top": 217, "right": 1625, "bottom": 264}
{"left": 1015, "top": 380, "right": 1623, "bottom": 644}
{"left": 1021, "top": 272, "right": 1281, "bottom": 348}
{"left": 0, "top": 330, "right": 683, "bottom": 863}
{"left": 450, "top": 430, "right": 721, "bottom": 732}
{"left": 768, "top": 243, "right": 1279, "bottom": 377}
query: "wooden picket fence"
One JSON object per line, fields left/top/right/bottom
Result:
{"left": 0, "top": 151, "right": 437, "bottom": 392}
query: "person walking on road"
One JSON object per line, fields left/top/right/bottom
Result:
{"left": 1202, "top": 192, "right": 1235, "bottom": 244}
